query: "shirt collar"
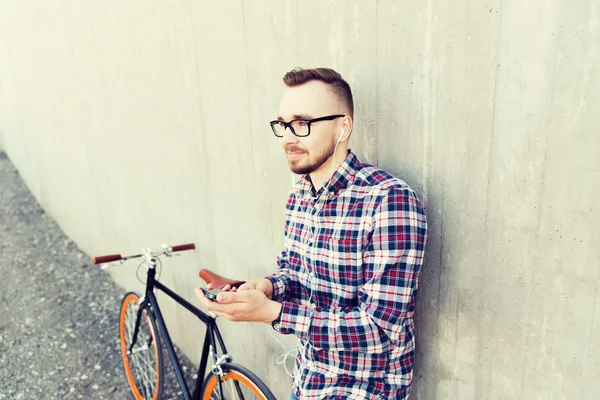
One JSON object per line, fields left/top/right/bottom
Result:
{"left": 294, "top": 150, "right": 360, "bottom": 198}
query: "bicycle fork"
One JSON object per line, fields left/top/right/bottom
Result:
{"left": 129, "top": 259, "right": 157, "bottom": 354}
{"left": 128, "top": 296, "right": 151, "bottom": 354}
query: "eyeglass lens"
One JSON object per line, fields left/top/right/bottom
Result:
{"left": 272, "top": 120, "right": 310, "bottom": 137}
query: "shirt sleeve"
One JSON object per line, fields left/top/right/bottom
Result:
{"left": 265, "top": 249, "right": 294, "bottom": 303}
{"left": 276, "top": 188, "right": 427, "bottom": 353}
{"left": 264, "top": 192, "right": 297, "bottom": 303}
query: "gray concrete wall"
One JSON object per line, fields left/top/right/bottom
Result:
{"left": 1, "top": 1, "right": 599, "bottom": 399}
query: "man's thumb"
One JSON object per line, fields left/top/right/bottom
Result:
{"left": 217, "top": 292, "right": 230, "bottom": 303}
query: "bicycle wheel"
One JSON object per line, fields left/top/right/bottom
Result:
{"left": 119, "top": 292, "right": 164, "bottom": 400}
{"left": 201, "top": 362, "right": 276, "bottom": 400}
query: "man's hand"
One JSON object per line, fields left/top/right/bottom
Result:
{"left": 195, "top": 288, "right": 282, "bottom": 324}
{"left": 207, "top": 278, "right": 274, "bottom": 300}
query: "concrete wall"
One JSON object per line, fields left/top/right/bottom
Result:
{"left": 1, "top": 1, "right": 599, "bottom": 399}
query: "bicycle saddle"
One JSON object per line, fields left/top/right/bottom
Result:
{"left": 199, "top": 269, "right": 245, "bottom": 289}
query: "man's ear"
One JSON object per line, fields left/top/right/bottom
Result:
{"left": 340, "top": 116, "right": 353, "bottom": 142}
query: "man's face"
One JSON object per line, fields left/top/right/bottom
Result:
{"left": 277, "top": 81, "right": 344, "bottom": 175}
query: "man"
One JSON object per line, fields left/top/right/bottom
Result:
{"left": 196, "top": 67, "right": 427, "bottom": 399}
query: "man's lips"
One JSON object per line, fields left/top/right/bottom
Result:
{"left": 286, "top": 148, "right": 306, "bottom": 159}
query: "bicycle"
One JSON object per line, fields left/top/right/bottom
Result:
{"left": 92, "top": 243, "right": 277, "bottom": 400}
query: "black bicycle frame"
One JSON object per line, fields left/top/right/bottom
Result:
{"left": 131, "top": 261, "right": 229, "bottom": 400}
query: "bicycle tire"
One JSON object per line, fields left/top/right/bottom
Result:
{"left": 201, "top": 362, "right": 276, "bottom": 400}
{"left": 119, "top": 291, "right": 164, "bottom": 400}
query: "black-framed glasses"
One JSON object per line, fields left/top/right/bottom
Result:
{"left": 270, "top": 114, "right": 345, "bottom": 137}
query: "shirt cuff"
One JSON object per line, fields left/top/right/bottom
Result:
{"left": 278, "top": 301, "right": 314, "bottom": 338}
{"left": 265, "top": 275, "right": 286, "bottom": 302}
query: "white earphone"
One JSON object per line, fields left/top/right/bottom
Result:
{"left": 277, "top": 125, "right": 349, "bottom": 378}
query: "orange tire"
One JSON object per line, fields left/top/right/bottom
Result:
{"left": 119, "top": 292, "right": 163, "bottom": 400}
{"left": 201, "top": 363, "right": 276, "bottom": 400}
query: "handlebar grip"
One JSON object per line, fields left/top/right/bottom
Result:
{"left": 92, "top": 254, "right": 123, "bottom": 265}
{"left": 171, "top": 243, "right": 195, "bottom": 252}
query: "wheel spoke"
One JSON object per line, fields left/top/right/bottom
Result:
{"left": 120, "top": 295, "right": 161, "bottom": 400}
{"left": 134, "top": 352, "right": 153, "bottom": 396}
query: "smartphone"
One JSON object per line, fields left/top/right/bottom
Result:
{"left": 200, "top": 287, "right": 218, "bottom": 302}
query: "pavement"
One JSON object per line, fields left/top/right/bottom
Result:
{"left": 0, "top": 152, "right": 196, "bottom": 399}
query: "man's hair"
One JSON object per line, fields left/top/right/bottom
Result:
{"left": 282, "top": 67, "right": 354, "bottom": 118}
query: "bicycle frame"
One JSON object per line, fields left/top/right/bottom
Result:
{"left": 129, "top": 259, "right": 229, "bottom": 400}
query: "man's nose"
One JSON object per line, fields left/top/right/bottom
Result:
{"left": 280, "top": 126, "right": 298, "bottom": 144}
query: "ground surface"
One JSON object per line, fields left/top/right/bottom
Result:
{"left": 0, "top": 152, "right": 197, "bottom": 399}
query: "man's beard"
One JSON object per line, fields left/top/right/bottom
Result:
{"left": 289, "top": 140, "right": 336, "bottom": 175}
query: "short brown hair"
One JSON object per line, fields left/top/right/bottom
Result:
{"left": 283, "top": 67, "right": 354, "bottom": 118}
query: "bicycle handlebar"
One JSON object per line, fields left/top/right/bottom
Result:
{"left": 172, "top": 243, "right": 195, "bottom": 252}
{"left": 92, "top": 254, "right": 123, "bottom": 264}
{"left": 91, "top": 242, "right": 196, "bottom": 265}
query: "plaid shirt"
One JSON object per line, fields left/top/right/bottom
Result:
{"left": 266, "top": 151, "right": 428, "bottom": 399}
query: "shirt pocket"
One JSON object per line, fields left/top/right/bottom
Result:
{"left": 322, "top": 235, "right": 363, "bottom": 303}
{"left": 326, "top": 237, "right": 359, "bottom": 262}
